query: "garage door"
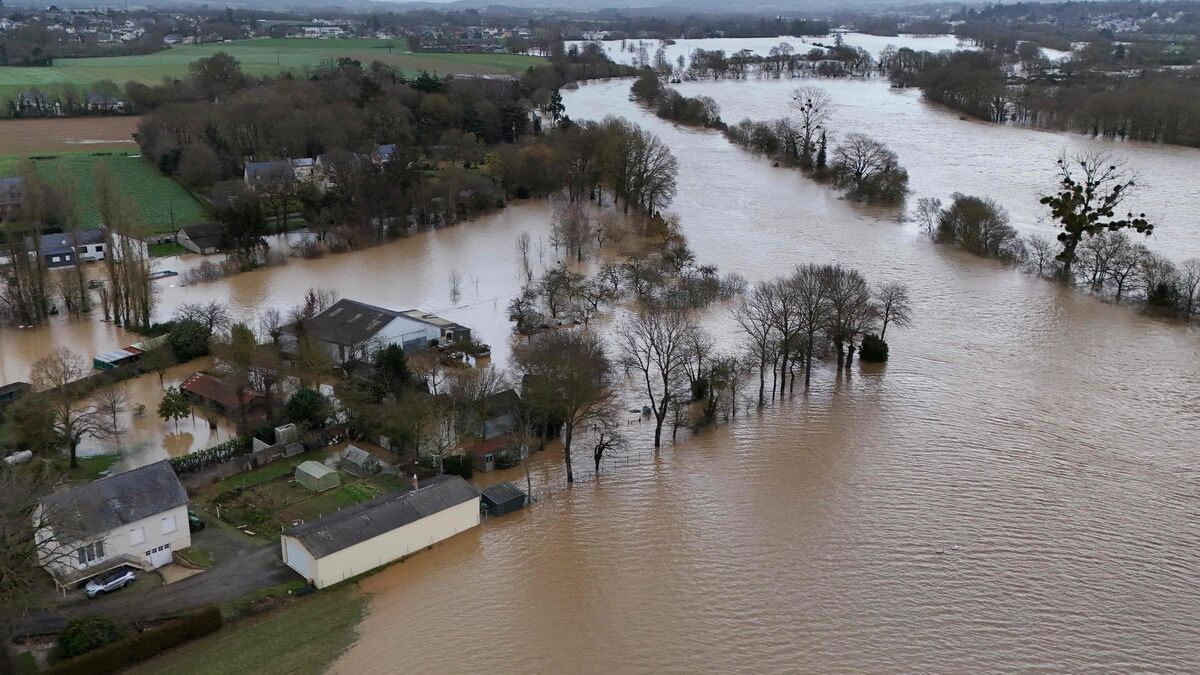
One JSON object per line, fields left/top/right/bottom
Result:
{"left": 285, "top": 539, "right": 312, "bottom": 581}
{"left": 148, "top": 546, "right": 172, "bottom": 568}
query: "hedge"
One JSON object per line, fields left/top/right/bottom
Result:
{"left": 170, "top": 437, "right": 248, "bottom": 474}
{"left": 45, "top": 606, "right": 222, "bottom": 675}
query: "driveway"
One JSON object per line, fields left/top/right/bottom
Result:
{"left": 17, "top": 511, "right": 296, "bottom": 636}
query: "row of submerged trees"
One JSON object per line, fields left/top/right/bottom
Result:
{"left": 0, "top": 162, "right": 154, "bottom": 328}
{"left": 882, "top": 46, "right": 1200, "bottom": 148}
{"left": 914, "top": 151, "right": 1198, "bottom": 319}
{"left": 724, "top": 86, "right": 909, "bottom": 203}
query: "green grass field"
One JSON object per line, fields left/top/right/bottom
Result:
{"left": 127, "top": 585, "right": 367, "bottom": 675}
{"left": 0, "top": 151, "right": 207, "bottom": 234}
{"left": 0, "top": 38, "right": 545, "bottom": 103}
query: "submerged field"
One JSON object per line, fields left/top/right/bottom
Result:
{"left": 0, "top": 151, "right": 206, "bottom": 233}
{"left": 0, "top": 38, "right": 544, "bottom": 103}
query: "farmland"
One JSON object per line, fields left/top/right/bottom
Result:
{"left": 0, "top": 115, "right": 139, "bottom": 154}
{"left": 0, "top": 152, "right": 206, "bottom": 234}
{"left": 0, "top": 38, "right": 545, "bottom": 104}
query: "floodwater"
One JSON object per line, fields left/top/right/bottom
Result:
{"left": 333, "top": 77, "right": 1200, "bottom": 671}
{"left": 1, "top": 204, "right": 556, "bottom": 460}
{"left": 570, "top": 32, "right": 971, "bottom": 66}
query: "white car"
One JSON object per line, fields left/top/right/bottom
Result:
{"left": 84, "top": 567, "right": 136, "bottom": 598}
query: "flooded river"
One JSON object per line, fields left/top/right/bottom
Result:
{"left": 1, "top": 38, "right": 1199, "bottom": 671}
{"left": 333, "top": 74, "right": 1200, "bottom": 671}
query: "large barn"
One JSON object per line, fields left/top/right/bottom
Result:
{"left": 280, "top": 475, "right": 479, "bottom": 589}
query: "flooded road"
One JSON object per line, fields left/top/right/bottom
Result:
{"left": 333, "top": 78, "right": 1200, "bottom": 672}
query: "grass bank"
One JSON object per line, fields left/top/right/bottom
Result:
{"left": 126, "top": 583, "right": 367, "bottom": 675}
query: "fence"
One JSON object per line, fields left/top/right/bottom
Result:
{"left": 514, "top": 449, "right": 662, "bottom": 505}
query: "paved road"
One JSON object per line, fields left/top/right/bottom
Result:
{"left": 17, "top": 513, "right": 296, "bottom": 636}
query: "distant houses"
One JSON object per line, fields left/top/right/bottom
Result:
{"left": 35, "top": 461, "right": 191, "bottom": 592}
{"left": 280, "top": 298, "right": 470, "bottom": 365}
{"left": 6, "top": 88, "right": 131, "bottom": 119}
{"left": 280, "top": 475, "right": 479, "bottom": 589}
{"left": 243, "top": 144, "right": 399, "bottom": 192}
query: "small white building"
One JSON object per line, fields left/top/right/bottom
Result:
{"left": 35, "top": 460, "right": 191, "bottom": 592}
{"left": 281, "top": 476, "right": 479, "bottom": 589}
{"left": 279, "top": 299, "right": 470, "bottom": 365}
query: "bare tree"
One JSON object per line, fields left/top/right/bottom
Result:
{"left": 732, "top": 282, "right": 777, "bottom": 407}
{"left": 913, "top": 196, "right": 942, "bottom": 236}
{"left": 92, "top": 387, "right": 130, "bottom": 449}
{"left": 617, "top": 307, "right": 702, "bottom": 447}
{"left": 30, "top": 349, "right": 118, "bottom": 468}
{"left": 1022, "top": 233, "right": 1057, "bottom": 276}
{"left": 873, "top": 281, "right": 914, "bottom": 339}
{"left": 174, "top": 300, "right": 232, "bottom": 335}
{"left": 790, "top": 264, "right": 831, "bottom": 387}
{"left": 590, "top": 414, "right": 628, "bottom": 474}
{"left": 789, "top": 86, "right": 832, "bottom": 166}
{"left": 1179, "top": 258, "right": 1200, "bottom": 317}
{"left": 819, "top": 265, "right": 876, "bottom": 370}
{"left": 513, "top": 329, "right": 616, "bottom": 483}
{"left": 515, "top": 231, "right": 533, "bottom": 283}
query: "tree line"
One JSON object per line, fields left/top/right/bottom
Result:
{"left": 914, "top": 151, "right": 1197, "bottom": 320}
{"left": 883, "top": 46, "right": 1200, "bottom": 148}
{"left": 724, "top": 86, "right": 909, "bottom": 204}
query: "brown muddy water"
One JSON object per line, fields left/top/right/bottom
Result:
{"left": 331, "top": 79, "right": 1200, "bottom": 672}
{"left": 0, "top": 62, "right": 1198, "bottom": 671}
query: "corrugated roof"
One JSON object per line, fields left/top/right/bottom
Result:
{"left": 285, "top": 475, "right": 477, "bottom": 559}
{"left": 481, "top": 481, "right": 526, "bottom": 507}
{"left": 40, "top": 460, "right": 188, "bottom": 538}
{"left": 288, "top": 299, "right": 401, "bottom": 347}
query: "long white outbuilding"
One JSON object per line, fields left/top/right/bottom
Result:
{"left": 281, "top": 475, "right": 480, "bottom": 589}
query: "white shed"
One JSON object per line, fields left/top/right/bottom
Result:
{"left": 280, "top": 476, "right": 479, "bottom": 589}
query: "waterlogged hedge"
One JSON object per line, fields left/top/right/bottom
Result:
{"left": 45, "top": 606, "right": 222, "bottom": 675}
{"left": 170, "top": 437, "right": 247, "bottom": 474}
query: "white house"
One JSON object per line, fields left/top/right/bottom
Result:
{"left": 35, "top": 460, "right": 191, "bottom": 592}
{"left": 281, "top": 475, "right": 479, "bottom": 589}
{"left": 279, "top": 298, "right": 470, "bottom": 365}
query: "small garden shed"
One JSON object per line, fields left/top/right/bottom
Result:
{"left": 480, "top": 481, "right": 527, "bottom": 517}
{"left": 295, "top": 461, "right": 340, "bottom": 493}
{"left": 340, "top": 445, "right": 380, "bottom": 476}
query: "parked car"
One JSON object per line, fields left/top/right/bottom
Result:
{"left": 188, "top": 510, "right": 205, "bottom": 532}
{"left": 84, "top": 567, "right": 136, "bottom": 598}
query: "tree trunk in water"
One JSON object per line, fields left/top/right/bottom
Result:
{"left": 804, "top": 343, "right": 815, "bottom": 387}
{"left": 69, "top": 439, "right": 79, "bottom": 469}
{"left": 835, "top": 341, "right": 845, "bottom": 369}
{"left": 757, "top": 356, "right": 766, "bottom": 407}
{"left": 563, "top": 426, "right": 574, "bottom": 483}
{"left": 845, "top": 341, "right": 856, "bottom": 370}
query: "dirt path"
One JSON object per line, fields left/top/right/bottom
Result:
{"left": 0, "top": 116, "right": 140, "bottom": 155}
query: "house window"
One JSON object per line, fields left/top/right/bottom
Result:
{"left": 76, "top": 540, "right": 105, "bottom": 566}
{"left": 161, "top": 515, "right": 177, "bottom": 535}
{"left": 130, "top": 527, "right": 145, "bottom": 545}
{"left": 51, "top": 256, "right": 61, "bottom": 263}
{"left": 95, "top": 244, "right": 104, "bottom": 252}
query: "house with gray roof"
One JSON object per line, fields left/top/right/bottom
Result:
{"left": 243, "top": 160, "right": 295, "bottom": 190}
{"left": 280, "top": 475, "right": 479, "bottom": 589}
{"left": 279, "top": 298, "right": 469, "bottom": 365}
{"left": 35, "top": 460, "right": 191, "bottom": 590}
